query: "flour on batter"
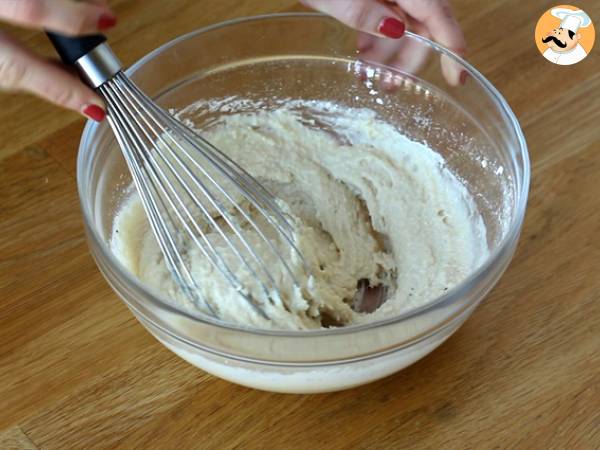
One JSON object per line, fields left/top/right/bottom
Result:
{"left": 111, "top": 100, "right": 488, "bottom": 330}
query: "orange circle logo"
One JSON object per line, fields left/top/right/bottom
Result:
{"left": 535, "top": 5, "right": 595, "bottom": 65}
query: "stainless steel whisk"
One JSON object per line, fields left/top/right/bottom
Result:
{"left": 48, "top": 32, "right": 305, "bottom": 318}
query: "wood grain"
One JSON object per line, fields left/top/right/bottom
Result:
{"left": 1, "top": 0, "right": 599, "bottom": 448}
{"left": 0, "top": 428, "right": 38, "bottom": 450}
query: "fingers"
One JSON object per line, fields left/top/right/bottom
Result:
{"left": 0, "top": 0, "right": 117, "bottom": 36}
{"left": 357, "top": 32, "right": 432, "bottom": 92}
{"left": 385, "top": 20, "right": 432, "bottom": 77}
{"left": 394, "top": 0, "right": 466, "bottom": 86}
{"left": 395, "top": 0, "right": 465, "bottom": 54}
{"left": 310, "top": 0, "right": 468, "bottom": 87}
{"left": 0, "top": 34, "right": 105, "bottom": 121}
{"left": 0, "top": 0, "right": 115, "bottom": 118}
{"left": 301, "top": 0, "right": 406, "bottom": 39}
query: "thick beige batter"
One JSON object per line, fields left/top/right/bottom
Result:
{"left": 111, "top": 100, "right": 488, "bottom": 330}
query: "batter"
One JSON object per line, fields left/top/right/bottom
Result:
{"left": 111, "top": 100, "right": 488, "bottom": 330}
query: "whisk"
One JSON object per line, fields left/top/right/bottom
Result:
{"left": 47, "top": 32, "right": 305, "bottom": 318}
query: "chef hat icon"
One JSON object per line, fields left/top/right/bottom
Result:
{"left": 551, "top": 8, "right": 592, "bottom": 33}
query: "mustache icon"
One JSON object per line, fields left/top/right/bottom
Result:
{"left": 542, "top": 35, "right": 567, "bottom": 48}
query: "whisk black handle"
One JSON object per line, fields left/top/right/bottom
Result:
{"left": 46, "top": 32, "right": 121, "bottom": 88}
{"left": 46, "top": 32, "right": 107, "bottom": 66}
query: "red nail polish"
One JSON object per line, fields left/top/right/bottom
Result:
{"left": 82, "top": 104, "right": 106, "bottom": 122}
{"left": 378, "top": 17, "right": 405, "bottom": 39}
{"left": 98, "top": 13, "right": 117, "bottom": 30}
{"left": 460, "top": 70, "right": 469, "bottom": 86}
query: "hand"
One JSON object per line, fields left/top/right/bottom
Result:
{"left": 0, "top": 0, "right": 117, "bottom": 121}
{"left": 301, "top": 0, "right": 467, "bottom": 86}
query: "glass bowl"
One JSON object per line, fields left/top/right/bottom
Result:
{"left": 77, "top": 13, "right": 529, "bottom": 393}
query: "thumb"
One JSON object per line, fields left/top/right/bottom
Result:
{"left": 301, "top": 0, "right": 406, "bottom": 39}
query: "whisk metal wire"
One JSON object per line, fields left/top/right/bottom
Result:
{"left": 99, "top": 72, "right": 306, "bottom": 318}
{"left": 41, "top": 35, "right": 307, "bottom": 319}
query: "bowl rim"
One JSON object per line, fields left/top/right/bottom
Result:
{"left": 78, "top": 12, "right": 530, "bottom": 338}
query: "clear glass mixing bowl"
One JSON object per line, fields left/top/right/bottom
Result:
{"left": 78, "top": 13, "right": 529, "bottom": 393}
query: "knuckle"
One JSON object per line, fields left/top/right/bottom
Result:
{"left": 14, "top": 0, "right": 45, "bottom": 24}
{"left": 0, "top": 54, "right": 26, "bottom": 90}
{"left": 63, "top": 4, "right": 103, "bottom": 36}
{"left": 345, "top": 7, "right": 370, "bottom": 31}
{"left": 441, "top": 3, "right": 453, "bottom": 18}
{"left": 68, "top": 18, "right": 88, "bottom": 35}
{"left": 46, "top": 85, "right": 78, "bottom": 107}
{"left": 450, "top": 30, "right": 467, "bottom": 53}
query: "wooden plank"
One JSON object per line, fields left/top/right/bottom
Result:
{"left": 0, "top": 427, "right": 38, "bottom": 450}
{"left": 0, "top": 0, "right": 599, "bottom": 448}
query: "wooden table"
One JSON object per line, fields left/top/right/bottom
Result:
{"left": 1, "top": 1, "right": 599, "bottom": 448}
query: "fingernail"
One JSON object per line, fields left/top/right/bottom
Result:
{"left": 98, "top": 13, "right": 117, "bottom": 30}
{"left": 460, "top": 70, "right": 469, "bottom": 86}
{"left": 82, "top": 104, "right": 106, "bottom": 122}
{"left": 378, "top": 17, "right": 405, "bottom": 39}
